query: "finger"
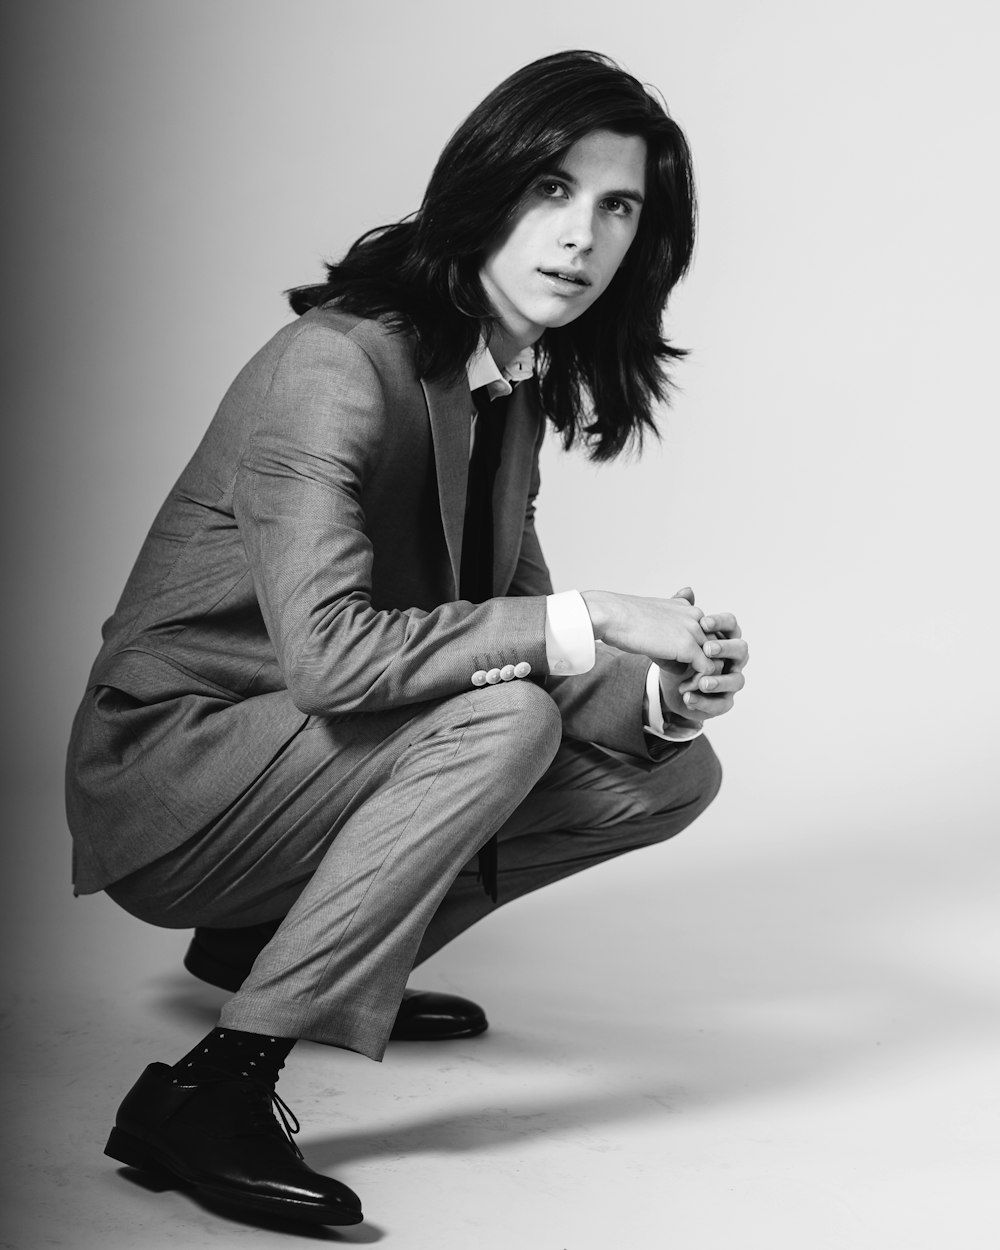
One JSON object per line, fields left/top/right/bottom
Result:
{"left": 699, "top": 612, "right": 741, "bottom": 640}
{"left": 702, "top": 638, "right": 749, "bottom": 671}
{"left": 654, "top": 628, "right": 714, "bottom": 676}
{"left": 683, "top": 645, "right": 716, "bottom": 677}
{"left": 672, "top": 586, "right": 695, "bottom": 605}
{"left": 667, "top": 638, "right": 714, "bottom": 677}
{"left": 687, "top": 621, "right": 716, "bottom": 674}
{"left": 679, "top": 659, "right": 724, "bottom": 691}
{"left": 683, "top": 671, "right": 745, "bottom": 697}
{"left": 682, "top": 690, "right": 734, "bottom": 717}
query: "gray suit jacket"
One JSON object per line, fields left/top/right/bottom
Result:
{"left": 66, "top": 306, "right": 677, "bottom": 894}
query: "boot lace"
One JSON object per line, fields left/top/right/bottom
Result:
{"left": 242, "top": 1082, "right": 304, "bottom": 1159}
{"left": 175, "top": 1066, "right": 305, "bottom": 1159}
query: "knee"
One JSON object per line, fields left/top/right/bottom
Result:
{"left": 641, "top": 735, "right": 723, "bottom": 832}
{"left": 475, "top": 679, "right": 562, "bottom": 775}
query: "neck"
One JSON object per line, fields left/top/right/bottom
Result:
{"left": 486, "top": 323, "right": 540, "bottom": 372}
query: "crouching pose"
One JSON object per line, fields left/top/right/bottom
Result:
{"left": 66, "top": 50, "right": 747, "bottom": 1225}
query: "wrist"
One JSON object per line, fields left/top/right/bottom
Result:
{"left": 580, "top": 590, "right": 613, "bottom": 640}
{"left": 664, "top": 706, "right": 704, "bottom": 732}
{"left": 658, "top": 677, "right": 705, "bottom": 729}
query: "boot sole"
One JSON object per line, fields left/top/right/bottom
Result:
{"left": 105, "top": 1127, "right": 364, "bottom": 1226}
{"left": 389, "top": 1018, "right": 489, "bottom": 1040}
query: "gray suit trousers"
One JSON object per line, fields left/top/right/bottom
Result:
{"left": 107, "top": 681, "right": 721, "bottom": 1061}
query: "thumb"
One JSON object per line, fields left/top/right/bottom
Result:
{"left": 672, "top": 586, "right": 695, "bottom": 604}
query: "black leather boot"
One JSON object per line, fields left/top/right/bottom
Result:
{"left": 105, "top": 1063, "right": 363, "bottom": 1225}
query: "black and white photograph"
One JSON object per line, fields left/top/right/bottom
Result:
{"left": 3, "top": 2, "right": 998, "bottom": 1246}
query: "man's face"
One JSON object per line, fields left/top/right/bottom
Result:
{"left": 480, "top": 129, "right": 647, "bottom": 354}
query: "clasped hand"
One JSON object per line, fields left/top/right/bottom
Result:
{"left": 581, "top": 585, "right": 748, "bottom": 725}
{"left": 657, "top": 586, "right": 747, "bottom": 724}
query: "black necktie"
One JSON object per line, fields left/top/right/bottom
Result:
{"left": 461, "top": 386, "right": 508, "bottom": 902}
{"left": 460, "top": 387, "right": 507, "bottom": 604}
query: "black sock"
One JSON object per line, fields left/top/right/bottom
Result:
{"left": 171, "top": 1027, "right": 296, "bottom": 1086}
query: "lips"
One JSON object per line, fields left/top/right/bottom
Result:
{"left": 539, "top": 269, "right": 591, "bottom": 287}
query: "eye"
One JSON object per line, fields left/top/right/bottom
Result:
{"left": 536, "top": 180, "right": 568, "bottom": 200}
{"left": 602, "top": 197, "right": 634, "bottom": 217}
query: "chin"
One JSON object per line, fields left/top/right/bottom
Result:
{"left": 533, "top": 301, "right": 590, "bottom": 329}
{"left": 544, "top": 308, "right": 589, "bottom": 331}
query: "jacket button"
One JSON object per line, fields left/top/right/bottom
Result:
{"left": 513, "top": 662, "right": 531, "bottom": 678}
{"left": 499, "top": 665, "right": 515, "bottom": 681}
{"left": 471, "top": 670, "right": 488, "bottom": 686}
{"left": 486, "top": 668, "right": 502, "bottom": 684}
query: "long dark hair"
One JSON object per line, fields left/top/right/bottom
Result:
{"left": 288, "top": 50, "right": 696, "bottom": 460}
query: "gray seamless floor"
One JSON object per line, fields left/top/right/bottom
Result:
{"left": 4, "top": 787, "right": 999, "bottom": 1249}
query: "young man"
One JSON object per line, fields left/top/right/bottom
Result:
{"left": 67, "top": 50, "right": 748, "bottom": 1226}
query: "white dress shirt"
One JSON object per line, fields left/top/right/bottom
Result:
{"left": 465, "top": 342, "right": 702, "bottom": 744}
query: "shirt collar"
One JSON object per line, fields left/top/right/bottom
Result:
{"left": 466, "top": 335, "right": 535, "bottom": 400}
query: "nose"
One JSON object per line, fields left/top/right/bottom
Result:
{"left": 558, "top": 203, "right": 595, "bottom": 253}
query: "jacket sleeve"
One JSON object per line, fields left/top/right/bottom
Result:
{"left": 232, "top": 325, "right": 549, "bottom": 715}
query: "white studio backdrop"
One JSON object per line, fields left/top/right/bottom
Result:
{"left": 7, "top": 0, "right": 999, "bottom": 890}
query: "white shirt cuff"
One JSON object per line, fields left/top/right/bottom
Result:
{"left": 544, "top": 590, "right": 596, "bottom": 675}
{"left": 643, "top": 663, "right": 704, "bottom": 742}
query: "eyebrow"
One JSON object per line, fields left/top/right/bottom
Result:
{"left": 540, "top": 164, "right": 646, "bottom": 205}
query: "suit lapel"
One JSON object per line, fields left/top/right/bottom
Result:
{"left": 420, "top": 373, "right": 471, "bottom": 595}
{"left": 420, "top": 371, "right": 539, "bottom": 600}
